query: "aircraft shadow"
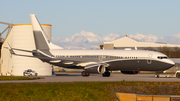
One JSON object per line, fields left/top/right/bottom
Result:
{"left": 55, "top": 74, "right": 82, "bottom": 76}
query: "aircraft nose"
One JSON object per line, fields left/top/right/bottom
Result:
{"left": 169, "top": 59, "right": 175, "bottom": 65}
{"left": 161, "top": 59, "right": 175, "bottom": 71}
{"left": 167, "top": 59, "right": 175, "bottom": 67}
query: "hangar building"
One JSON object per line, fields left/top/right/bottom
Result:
{"left": 0, "top": 23, "right": 52, "bottom": 76}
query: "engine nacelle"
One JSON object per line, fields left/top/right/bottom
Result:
{"left": 121, "top": 71, "right": 140, "bottom": 74}
{"left": 84, "top": 64, "right": 106, "bottom": 74}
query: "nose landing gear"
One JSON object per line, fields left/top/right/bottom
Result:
{"left": 155, "top": 71, "right": 163, "bottom": 78}
{"left": 154, "top": 74, "right": 160, "bottom": 78}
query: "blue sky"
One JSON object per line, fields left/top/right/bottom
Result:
{"left": 1, "top": 0, "right": 180, "bottom": 48}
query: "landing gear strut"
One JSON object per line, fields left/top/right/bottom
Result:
{"left": 81, "top": 71, "right": 90, "bottom": 77}
{"left": 155, "top": 71, "right": 162, "bottom": 78}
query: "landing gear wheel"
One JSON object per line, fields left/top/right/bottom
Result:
{"left": 81, "top": 71, "right": 90, "bottom": 77}
{"left": 81, "top": 71, "right": 86, "bottom": 77}
{"left": 102, "top": 72, "right": 110, "bottom": 77}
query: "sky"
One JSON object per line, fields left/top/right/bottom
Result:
{"left": 1, "top": 0, "right": 180, "bottom": 49}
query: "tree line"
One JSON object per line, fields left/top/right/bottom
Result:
{"left": 143, "top": 47, "right": 180, "bottom": 58}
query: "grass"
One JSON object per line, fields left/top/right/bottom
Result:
{"left": 0, "top": 82, "right": 180, "bottom": 101}
{"left": 0, "top": 76, "right": 44, "bottom": 80}
{"left": 0, "top": 82, "right": 112, "bottom": 101}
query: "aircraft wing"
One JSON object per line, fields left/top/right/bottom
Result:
{"left": 6, "top": 46, "right": 105, "bottom": 68}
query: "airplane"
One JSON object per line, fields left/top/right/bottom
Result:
{"left": 7, "top": 14, "right": 175, "bottom": 78}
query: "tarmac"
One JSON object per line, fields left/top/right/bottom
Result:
{"left": 0, "top": 73, "right": 180, "bottom": 83}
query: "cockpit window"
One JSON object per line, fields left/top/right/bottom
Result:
{"left": 157, "top": 56, "right": 168, "bottom": 59}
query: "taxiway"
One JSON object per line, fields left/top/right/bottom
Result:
{"left": 0, "top": 73, "right": 179, "bottom": 83}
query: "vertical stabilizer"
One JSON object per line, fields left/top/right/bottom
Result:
{"left": 30, "top": 14, "right": 63, "bottom": 50}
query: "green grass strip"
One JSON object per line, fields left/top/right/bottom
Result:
{"left": 0, "top": 76, "right": 44, "bottom": 80}
{"left": 0, "top": 82, "right": 180, "bottom": 101}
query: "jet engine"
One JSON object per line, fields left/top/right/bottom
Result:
{"left": 84, "top": 64, "right": 106, "bottom": 74}
{"left": 121, "top": 71, "right": 140, "bottom": 74}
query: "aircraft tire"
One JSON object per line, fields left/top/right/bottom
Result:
{"left": 102, "top": 72, "right": 110, "bottom": 77}
{"left": 155, "top": 74, "right": 159, "bottom": 78}
{"left": 81, "top": 71, "right": 90, "bottom": 77}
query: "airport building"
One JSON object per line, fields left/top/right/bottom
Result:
{"left": 0, "top": 23, "right": 52, "bottom": 76}
{"left": 99, "top": 36, "right": 180, "bottom": 50}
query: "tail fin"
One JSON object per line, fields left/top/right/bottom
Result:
{"left": 30, "top": 14, "right": 63, "bottom": 50}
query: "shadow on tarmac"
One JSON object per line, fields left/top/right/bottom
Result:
{"left": 55, "top": 73, "right": 82, "bottom": 76}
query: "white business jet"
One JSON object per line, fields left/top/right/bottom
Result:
{"left": 8, "top": 14, "right": 175, "bottom": 77}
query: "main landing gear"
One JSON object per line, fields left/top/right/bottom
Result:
{"left": 102, "top": 68, "right": 110, "bottom": 77}
{"left": 81, "top": 68, "right": 111, "bottom": 77}
{"left": 102, "top": 71, "right": 110, "bottom": 77}
{"left": 81, "top": 71, "right": 90, "bottom": 77}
